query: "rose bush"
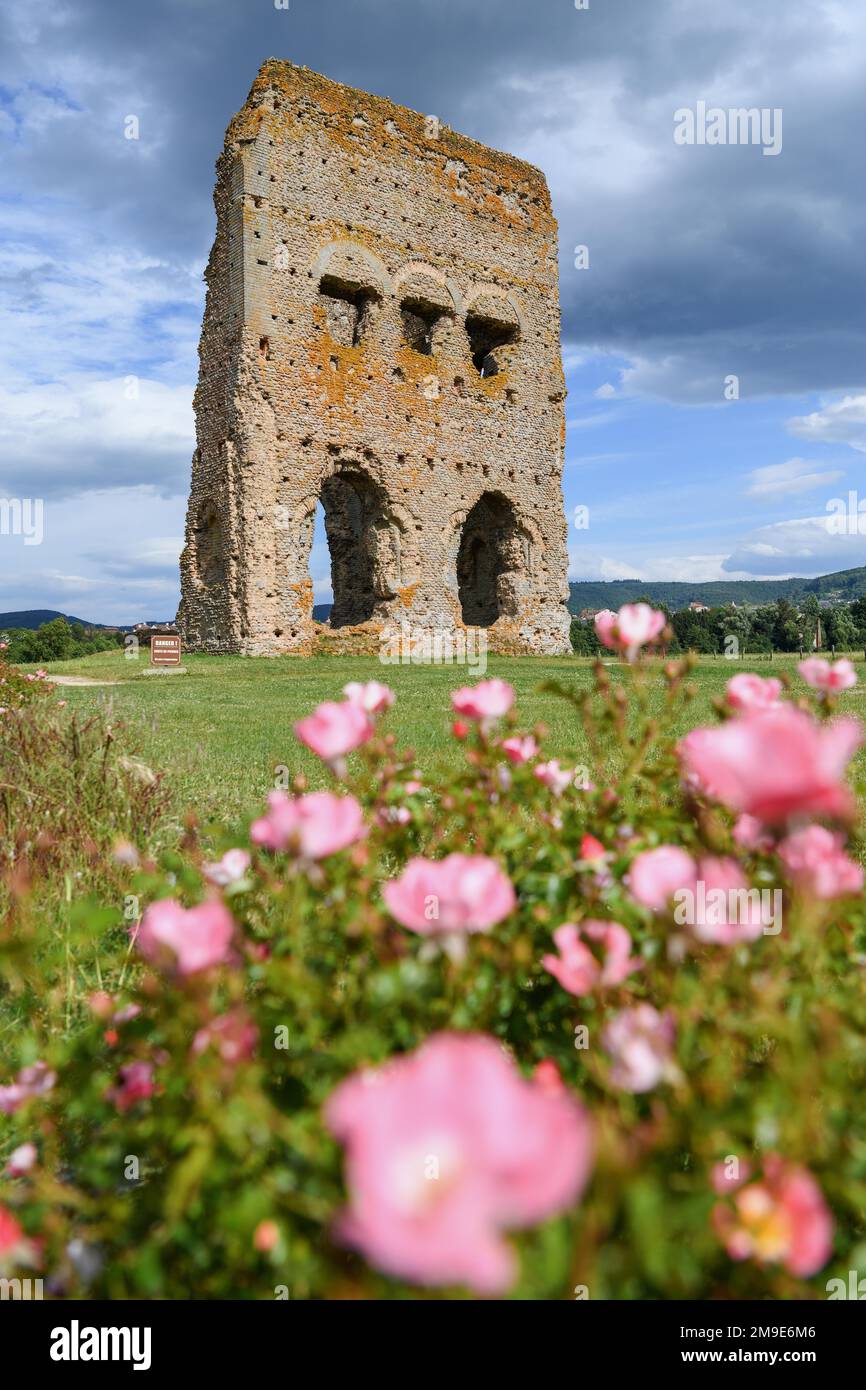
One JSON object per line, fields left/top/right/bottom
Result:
{"left": 1, "top": 619, "right": 866, "bottom": 1299}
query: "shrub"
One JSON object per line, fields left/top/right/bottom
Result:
{"left": 1, "top": 621, "right": 866, "bottom": 1300}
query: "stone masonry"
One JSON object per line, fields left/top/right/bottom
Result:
{"left": 177, "top": 60, "right": 572, "bottom": 655}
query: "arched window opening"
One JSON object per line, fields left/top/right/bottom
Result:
{"left": 319, "top": 273, "right": 380, "bottom": 347}
{"left": 400, "top": 295, "right": 445, "bottom": 356}
{"left": 465, "top": 311, "right": 518, "bottom": 377}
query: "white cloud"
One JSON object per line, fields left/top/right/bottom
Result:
{"left": 0, "top": 376, "right": 194, "bottom": 499}
{"left": 594, "top": 383, "right": 618, "bottom": 399}
{"left": 787, "top": 394, "right": 866, "bottom": 453}
{"left": 723, "top": 513, "right": 866, "bottom": 576}
{"left": 745, "top": 457, "right": 845, "bottom": 498}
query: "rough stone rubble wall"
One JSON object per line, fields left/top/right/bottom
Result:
{"left": 177, "top": 60, "right": 572, "bottom": 656}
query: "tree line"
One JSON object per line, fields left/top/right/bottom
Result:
{"left": 1, "top": 617, "right": 122, "bottom": 664}
{"left": 571, "top": 596, "right": 866, "bottom": 657}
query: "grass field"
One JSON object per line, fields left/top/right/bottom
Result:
{"left": 23, "top": 648, "right": 866, "bottom": 824}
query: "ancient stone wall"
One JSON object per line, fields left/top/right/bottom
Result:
{"left": 177, "top": 60, "right": 572, "bottom": 655}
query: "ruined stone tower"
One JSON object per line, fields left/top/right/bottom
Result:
{"left": 177, "top": 60, "right": 571, "bottom": 655}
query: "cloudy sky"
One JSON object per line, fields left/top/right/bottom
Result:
{"left": 1, "top": 0, "right": 865, "bottom": 622}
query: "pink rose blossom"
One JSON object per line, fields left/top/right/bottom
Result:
{"left": 500, "top": 735, "right": 539, "bottom": 765}
{"left": 595, "top": 603, "right": 666, "bottom": 661}
{"left": 134, "top": 898, "right": 235, "bottom": 977}
{"left": 679, "top": 706, "right": 862, "bottom": 825}
{"left": 732, "top": 814, "right": 774, "bottom": 853}
{"left": 688, "top": 856, "right": 768, "bottom": 945}
{"left": 0, "top": 1060, "right": 56, "bottom": 1116}
{"left": 342, "top": 680, "right": 395, "bottom": 714}
{"left": 798, "top": 657, "right": 857, "bottom": 693}
{"left": 712, "top": 1156, "right": 833, "bottom": 1278}
{"left": 627, "top": 845, "right": 696, "bottom": 911}
{"left": 629, "top": 847, "right": 767, "bottom": 943}
{"left": 107, "top": 1060, "right": 155, "bottom": 1113}
{"left": 250, "top": 790, "right": 366, "bottom": 858}
{"left": 6, "top": 1142, "right": 37, "bottom": 1177}
{"left": 377, "top": 804, "right": 412, "bottom": 827}
{"left": 726, "top": 673, "right": 783, "bottom": 714}
{"left": 203, "top": 848, "right": 251, "bottom": 886}
{"left": 294, "top": 700, "right": 374, "bottom": 765}
{"left": 580, "top": 835, "right": 607, "bottom": 861}
{"left": 711, "top": 1159, "right": 752, "bottom": 1195}
{"left": 0, "top": 1204, "right": 39, "bottom": 1268}
{"left": 382, "top": 854, "right": 516, "bottom": 943}
{"left": 777, "top": 824, "right": 864, "bottom": 899}
{"left": 543, "top": 921, "right": 642, "bottom": 997}
{"left": 325, "top": 1032, "right": 594, "bottom": 1293}
{"left": 602, "top": 1004, "right": 678, "bottom": 1092}
{"left": 533, "top": 760, "right": 576, "bottom": 796}
{"left": 451, "top": 679, "right": 515, "bottom": 723}
{"left": 192, "top": 1008, "right": 259, "bottom": 1065}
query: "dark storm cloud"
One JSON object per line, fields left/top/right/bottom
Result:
{"left": 1, "top": 0, "right": 864, "bottom": 402}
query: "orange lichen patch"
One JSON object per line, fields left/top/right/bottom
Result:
{"left": 396, "top": 583, "right": 419, "bottom": 609}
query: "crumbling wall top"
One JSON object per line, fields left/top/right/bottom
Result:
{"left": 223, "top": 59, "right": 553, "bottom": 220}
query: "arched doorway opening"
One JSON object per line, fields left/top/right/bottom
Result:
{"left": 314, "top": 470, "right": 400, "bottom": 628}
{"left": 456, "top": 492, "right": 528, "bottom": 627}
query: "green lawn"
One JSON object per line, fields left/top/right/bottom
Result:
{"left": 27, "top": 648, "right": 866, "bottom": 824}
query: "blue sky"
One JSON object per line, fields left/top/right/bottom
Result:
{"left": 1, "top": 0, "right": 865, "bottom": 622}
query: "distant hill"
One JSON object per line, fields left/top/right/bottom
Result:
{"left": 568, "top": 565, "right": 866, "bottom": 614}
{"left": 0, "top": 609, "right": 111, "bottom": 631}
{"left": 313, "top": 603, "right": 333, "bottom": 622}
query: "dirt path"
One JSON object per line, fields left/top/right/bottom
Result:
{"left": 45, "top": 675, "right": 123, "bottom": 687}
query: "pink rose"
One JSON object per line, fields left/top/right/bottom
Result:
{"left": 726, "top": 673, "right": 783, "bottom": 714}
{"left": 798, "top": 657, "right": 857, "bottom": 693}
{"left": 712, "top": 1156, "right": 833, "bottom": 1278}
{"left": 294, "top": 700, "right": 374, "bottom": 765}
{"left": 0, "top": 1204, "right": 39, "bottom": 1268}
{"left": 134, "top": 898, "right": 235, "bottom": 977}
{"left": 679, "top": 706, "right": 862, "bottom": 825}
{"left": 451, "top": 679, "right": 515, "bottom": 722}
{"left": 627, "top": 845, "right": 696, "bottom": 911}
{"left": 203, "top": 848, "right": 251, "bottom": 886}
{"left": 325, "top": 1032, "right": 593, "bottom": 1293}
{"left": 732, "top": 815, "right": 774, "bottom": 853}
{"left": 595, "top": 603, "right": 666, "bottom": 661}
{"left": 6, "top": 1142, "right": 37, "bottom": 1177}
{"left": 0, "top": 1061, "right": 56, "bottom": 1116}
{"left": 602, "top": 1005, "right": 678, "bottom": 1093}
{"left": 250, "top": 790, "right": 366, "bottom": 858}
{"left": 192, "top": 1007, "right": 258, "bottom": 1065}
{"left": 543, "top": 920, "right": 642, "bottom": 997}
{"left": 580, "top": 834, "right": 608, "bottom": 862}
{"left": 533, "top": 760, "right": 576, "bottom": 796}
{"left": 342, "top": 680, "right": 395, "bottom": 714}
{"left": 500, "top": 735, "right": 539, "bottom": 765}
{"left": 688, "top": 856, "right": 768, "bottom": 945}
{"left": 383, "top": 854, "right": 516, "bottom": 942}
{"left": 629, "top": 847, "right": 768, "bottom": 943}
{"left": 777, "top": 824, "right": 864, "bottom": 899}
{"left": 107, "top": 1060, "right": 155, "bottom": 1113}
